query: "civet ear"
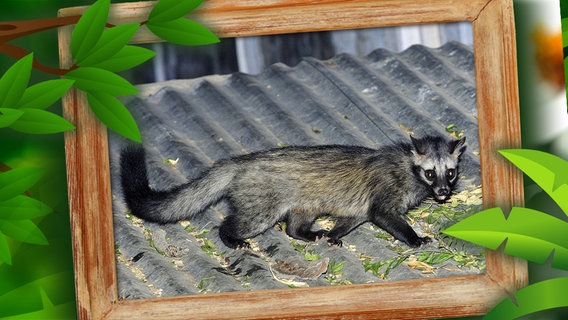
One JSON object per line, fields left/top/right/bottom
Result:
{"left": 410, "top": 135, "right": 426, "bottom": 155}
{"left": 448, "top": 137, "right": 466, "bottom": 156}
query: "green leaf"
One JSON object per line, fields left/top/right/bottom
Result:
{"left": 0, "top": 54, "right": 33, "bottom": 108}
{"left": 0, "top": 195, "right": 52, "bottom": 220}
{"left": 9, "top": 108, "right": 75, "bottom": 134}
{"left": 561, "top": 22, "right": 568, "bottom": 48}
{"left": 443, "top": 207, "right": 568, "bottom": 270}
{"left": 0, "top": 108, "right": 24, "bottom": 128}
{"left": 87, "top": 92, "right": 141, "bottom": 142}
{"left": 0, "top": 220, "right": 48, "bottom": 245}
{"left": 16, "top": 79, "right": 75, "bottom": 110}
{"left": 485, "top": 278, "right": 568, "bottom": 319}
{"left": 71, "top": 0, "right": 110, "bottom": 63}
{"left": 499, "top": 149, "right": 568, "bottom": 216}
{"left": 88, "top": 45, "right": 156, "bottom": 72}
{"left": 561, "top": 0, "right": 568, "bottom": 19}
{"left": 0, "top": 274, "right": 75, "bottom": 318}
{"left": 0, "top": 168, "right": 44, "bottom": 202}
{"left": 149, "top": 0, "right": 204, "bottom": 23}
{"left": 147, "top": 18, "right": 219, "bottom": 46}
{"left": 65, "top": 67, "right": 138, "bottom": 96}
{"left": 0, "top": 233, "right": 10, "bottom": 265}
{"left": 77, "top": 23, "right": 140, "bottom": 67}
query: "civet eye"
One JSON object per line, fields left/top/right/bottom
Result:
{"left": 447, "top": 169, "right": 456, "bottom": 179}
{"left": 424, "top": 170, "right": 436, "bottom": 181}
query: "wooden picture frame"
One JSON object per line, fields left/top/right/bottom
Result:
{"left": 58, "top": 0, "right": 527, "bottom": 319}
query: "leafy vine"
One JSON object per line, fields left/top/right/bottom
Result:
{"left": 0, "top": 0, "right": 218, "bottom": 265}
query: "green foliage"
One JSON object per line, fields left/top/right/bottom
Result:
{"left": 442, "top": 149, "right": 568, "bottom": 318}
{"left": 445, "top": 123, "right": 464, "bottom": 139}
{"left": 0, "top": 196, "right": 51, "bottom": 220}
{"left": 65, "top": 61, "right": 141, "bottom": 141}
{"left": 0, "top": 0, "right": 218, "bottom": 142}
{"left": 0, "top": 0, "right": 218, "bottom": 316}
{"left": 485, "top": 277, "right": 568, "bottom": 319}
{"left": 0, "top": 54, "right": 74, "bottom": 134}
{"left": 416, "top": 250, "right": 453, "bottom": 265}
{"left": 63, "top": 0, "right": 219, "bottom": 142}
{"left": 16, "top": 79, "right": 75, "bottom": 110}
{"left": 374, "top": 230, "right": 392, "bottom": 241}
{"left": 87, "top": 46, "right": 156, "bottom": 72}
{"left": 562, "top": 0, "right": 568, "bottom": 20}
{"left": 76, "top": 23, "right": 140, "bottom": 67}
{"left": 304, "top": 251, "right": 321, "bottom": 261}
{"left": 361, "top": 258, "right": 382, "bottom": 276}
{"left": 327, "top": 260, "right": 344, "bottom": 275}
{"left": 70, "top": 0, "right": 110, "bottom": 63}
{"left": 86, "top": 92, "right": 142, "bottom": 142}
{"left": 358, "top": 187, "right": 485, "bottom": 280}
{"left": 66, "top": 0, "right": 152, "bottom": 142}
{"left": 0, "top": 108, "right": 24, "bottom": 128}
{"left": 186, "top": 227, "right": 219, "bottom": 257}
{"left": 194, "top": 228, "right": 209, "bottom": 239}
{"left": 290, "top": 239, "right": 308, "bottom": 252}
{"left": 0, "top": 168, "right": 51, "bottom": 265}
{"left": 362, "top": 256, "right": 404, "bottom": 277}
{"left": 0, "top": 168, "right": 44, "bottom": 202}
{"left": 147, "top": 0, "right": 218, "bottom": 46}
{"left": 444, "top": 207, "right": 568, "bottom": 270}
{"left": 0, "top": 0, "right": 219, "bottom": 317}
{"left": 65, "top": 67, "right": 138, "bottom": 96}
{"left": 0, "top": 220, "right": 48, "bottom": 246}
{"left": 10, "top": 109, "right": 76, "bottom": 134}
{"left": 197, "top": 276, "right": 213, "bottom": 293}
{"left": 0, "top": 232, "right": 10, "bottom": 264}
{"left": 184, "top": 222, "right": 196, "bottom": 233}
{"left": 200, "top": 238, "right": 217, "bottom": 256}
{"left": 325, "top": 260, "right": 350, "bottom": 285}
{"left": 149, "top": 0, "right": 205, "bottom": 23}
{"left": 0, "top": 54, "right": 33, "bottom": 109}
{"left": 289, "top": 239, "right": 321, "bottom": 261}
{"left": 562, "top": 0, "right": 568, "bottom": 102}
{"left": 499, "top": 149, "right": 568, "bottom": 215}
{"left": 147, "top": 18, "right": 219, "bottom": 46}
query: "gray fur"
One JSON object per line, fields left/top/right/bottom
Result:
{"left": 120, "top": 135, "right": 466, "bottom": 249}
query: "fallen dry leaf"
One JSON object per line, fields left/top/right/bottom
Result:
{"left": 405, "top": 255, "right": 435, "bottom": 274}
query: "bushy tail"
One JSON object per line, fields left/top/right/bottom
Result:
{"left": 119, "top": 146, "right": 234, "bottom": 223}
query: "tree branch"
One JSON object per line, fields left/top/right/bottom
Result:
{"left": 0, "top": 15, "right": 122, "bottom": 75}
{"left": 0, "top": 15, "right": 81, "bottom": 43}
{"left": 0, "top": 43, "right": 71, "bottom": 76}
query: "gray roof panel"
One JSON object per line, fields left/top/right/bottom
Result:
{"left": 110, "top": 42, "right": 483, "bottom": 299}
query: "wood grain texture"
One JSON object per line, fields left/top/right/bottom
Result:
{"left": 107, "top": 275, "right": 503, "bottom": 320}
{"left": 472, "top": 0, "right": 528, "bottom": 295}
{"left": 59, "top": 0, "right": 490, "bottom": 40}
{"left": 59, "top": 0, "right": 527, "bottom": 319}
{"left": 59, "top": 24, "right": 117, "bottom": 320}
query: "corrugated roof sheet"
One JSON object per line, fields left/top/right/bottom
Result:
{"left": 109, "top": 41, "right": 483, "bottom": 300}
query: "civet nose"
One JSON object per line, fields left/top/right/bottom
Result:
{"left": 437, "top": 188, "right": 449, "bottom": 196}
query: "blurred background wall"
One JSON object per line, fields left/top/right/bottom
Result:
{"left": 137, "top": 22, "right": 473, "bottom": 82}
